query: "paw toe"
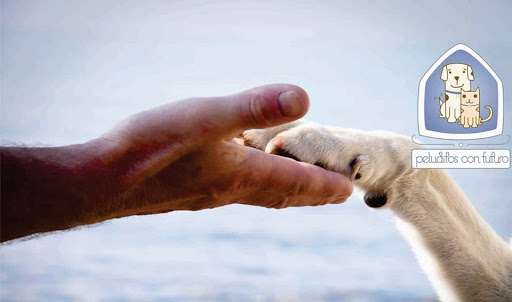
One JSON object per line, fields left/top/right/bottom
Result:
{"left": 349, "top": 156, "right": 364, "bottom": 181}
{"left": 265, "top": 137, "right": 284, "bottom": 154}
{"left": 265, "top": 137, "right": 302, "bottom": 161}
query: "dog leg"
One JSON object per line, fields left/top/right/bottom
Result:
{"left": 447, "top": 107, "right": 457, "bottom": 123}
{"left": 454, "top": 106, "right": 461, "bottom": 121}
{"left": 244, "top": 122, "right": 512, "bottom": 302}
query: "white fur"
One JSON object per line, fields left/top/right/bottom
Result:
{"left": 243, "top": 121, "right": 512, "bottom": 302}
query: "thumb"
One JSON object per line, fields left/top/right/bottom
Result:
{"left": 98, "top": 84, "right": 309, "bottom": 184}
{"left": 189, "top": 84, "right": 310, "bottom": 138}
{"left": 229, "top": 83, "right": 310, "bottom": 131}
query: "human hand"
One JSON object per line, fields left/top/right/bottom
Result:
{"left": 93, "top": 84, "right": 353, "bottom": 216}
{"left": 1, "top": 84, "right": 353, "bottom": 241}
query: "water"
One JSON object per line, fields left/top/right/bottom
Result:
{"left": 1, "top": 201, "right": 435, "bottom": 301}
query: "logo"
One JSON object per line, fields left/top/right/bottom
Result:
{"left": 418, "top": 44, "right": 503, "bottom": 139}
{"left": 413, "top": 44, "right": 509, "bottom": 169}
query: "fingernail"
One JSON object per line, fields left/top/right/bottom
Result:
{"left": 277, "top": 91, "right": 305, "bottom": 117}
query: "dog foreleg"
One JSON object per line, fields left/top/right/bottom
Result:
{"left": 447, "top": 107, "right": 457, "bottom": 123}
{"left": 243, "top": 122, "right": 512, "bottom": 302}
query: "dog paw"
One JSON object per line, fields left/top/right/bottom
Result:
{"left": 243, "top": 121, "right": 415, "bottom": 207}
{"left": 243, "top": 122, "right": 376, "bottom": 184}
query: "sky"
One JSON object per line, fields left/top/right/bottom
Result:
{"left": 1, "top": 0, "right": 511, "bottom": 301}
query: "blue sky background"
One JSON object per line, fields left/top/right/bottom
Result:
{"left": 1, "top": 1, "right": 511, "bottom": 301}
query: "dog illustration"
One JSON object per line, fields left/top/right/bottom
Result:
{"left": 243, "top": 121, "right": 512, "bottom": 302}
{"left": 459, "top": 87, "right": 493, "bottom": 128}
{"left": 439, "top": 63, "right": 474, "bottom": 123}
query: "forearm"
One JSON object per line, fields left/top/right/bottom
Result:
{"left": 392, "top": 172, "right": 512, "bottom": 301}
{"left": 0, "top": 142, "right": 116, "bottom": 241}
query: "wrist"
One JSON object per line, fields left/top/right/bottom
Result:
{"left": 79, "top": 137, "right": 163, "bottom": 220}
{"left": 75, "top": 138, "right": 133, "bottom": 222}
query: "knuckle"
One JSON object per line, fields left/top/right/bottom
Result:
{"left": 247, "top": 96, "right": 273, "bottom": 128}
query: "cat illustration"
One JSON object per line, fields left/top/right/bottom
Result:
{"left": 459, "top": 87, "right": 493, "bottom": 128}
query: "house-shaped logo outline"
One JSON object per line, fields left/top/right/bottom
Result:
{"left": 418, "top": 44, "right": 503, "bottom": 140}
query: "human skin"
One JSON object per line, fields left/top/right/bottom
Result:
{"left": 1, "top": 84, "right": 353, "bottom": 242}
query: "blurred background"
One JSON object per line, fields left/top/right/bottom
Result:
{"left": 1, "top": 0, "right": 511, "bottom": 301}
